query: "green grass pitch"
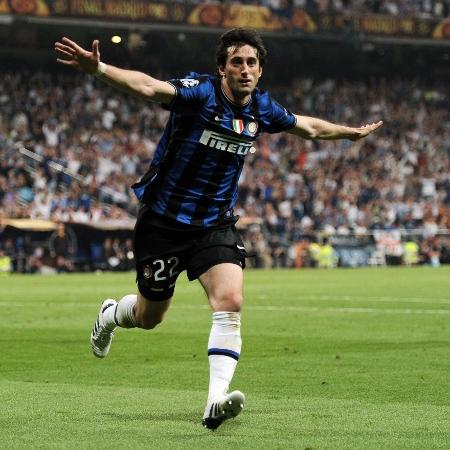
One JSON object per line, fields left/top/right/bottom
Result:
{"left": 1, "top": 267, "right": 450, "bottom": 449}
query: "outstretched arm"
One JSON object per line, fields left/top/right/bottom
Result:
{"left": 54, "top": 37, "right": 175, "bottom": 104}
{"left": 288, "top": 115, "right": 383, "bottom": 140}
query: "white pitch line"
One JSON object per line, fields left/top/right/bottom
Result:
{"left": 3, "top": 301, "right": 450, "bottom": 316}
{"left": 175, "top": 304, "right": 450, "bottom": 315}
{"left": 269, "top": 295, "right": 450, "bottom": 305}
{"left": 4, "top": 295, "right": 450, "bottom": 307}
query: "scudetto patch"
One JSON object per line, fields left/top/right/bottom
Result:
{"left": 232, "top": 119, "right": 244, "bottom": 134}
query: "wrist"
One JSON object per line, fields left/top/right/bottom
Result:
{"left": 94, "top": 61, "right": 107, "bottom": 77}
{"left": 348, "top": 127, "right": 361, "bottom": 141}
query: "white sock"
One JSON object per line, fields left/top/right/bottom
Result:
{"left": 103, "top": 294, "right": 137, "bottom": 330}
{"left": 205, "top": 311, "right": 241, "bottom": 413}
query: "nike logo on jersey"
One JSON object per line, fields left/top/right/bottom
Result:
{"left": 199, "top": 129, "right": 256, "bottom": 156}
{"left": 214, "top": 116, "right": 223, "bottom": 122}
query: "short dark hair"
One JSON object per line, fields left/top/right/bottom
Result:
{"left": 216, "top": 28, "right": 267, "bottom": 69}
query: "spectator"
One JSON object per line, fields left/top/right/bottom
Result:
{"left": 48, "top": 223, "right": 76, "bottom": 272}
{"left": 0, "top": 249, "right": 12, "bottom": 275}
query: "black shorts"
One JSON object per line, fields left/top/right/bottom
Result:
{"left": 133, "top": 207, "right": 247, "bottom": 301}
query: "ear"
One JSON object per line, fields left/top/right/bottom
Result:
{"left": 258, "top": 66, "right": 263, "bottom": 78}
{"left": 218, "top": 65, "right": 226, "bottom": 78}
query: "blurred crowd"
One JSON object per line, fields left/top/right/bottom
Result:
{"left": 0, "top": 70, "right": 449, "bottom": 271}
{"left": 184, "top": 0, "right": 450, "bottom": 18}
{"left": 0, "top": 222, "right": 135, "bottom": 274}
{"left": 238, "top": 77, "right": 449, "bottom": 264}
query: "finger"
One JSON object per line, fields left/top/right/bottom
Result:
{"left": 55, "top": 42, "right": 76, "bottom": 54}
{"left": 61, "top": 36, "right": 85, "bottom": 53}
{"left": 92, "top": 39, "right": 100, "bottom": 58}
{"left": 371, "top": 121, "right": 383, "bottom": 130}
{"left": 55, "top": 47, "right": 75, "bottom": 58}
{"left": 56, "top": 58, "right": 76, "bottom": 66}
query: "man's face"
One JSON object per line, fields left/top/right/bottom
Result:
{"left": 219, "top": 44, "right": 262, "bottom": 100}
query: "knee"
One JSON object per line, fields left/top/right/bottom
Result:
{"left": 213, "top": 291, "right": 243, "bottom": 312}
{"left": 135, "top": 313, "right": 164, "bottom": 330}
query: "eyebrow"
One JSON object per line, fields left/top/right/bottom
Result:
{"left": 230, "top": 56, "right": 258, "bottom": 62}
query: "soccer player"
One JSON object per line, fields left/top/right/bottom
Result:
{"left": 55, "top": 28, "right": 382, "bottom": 430}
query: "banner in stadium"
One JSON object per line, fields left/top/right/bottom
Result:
{"left": 1, "top": 0, "right": 449, "bottom": 41}
{"left": 331, "top": 235, "right": 375, "bottom": 268}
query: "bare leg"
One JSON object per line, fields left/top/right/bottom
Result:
{"left": 199, "top": 263, "right": 243, "bottom": 312}
{"left": 134, "top": 293, "right": 172, "bottom": 329}
{"left": 102, "top": 293, "right": 171, "bottom": 330}
{"left": 92, "top": 292, "right": 172, "bottom": 358}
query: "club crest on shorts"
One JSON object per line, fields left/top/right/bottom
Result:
{"left": 232, "top": 119, "right": 244, "bottom": 134}
{"left": 143, "top": 265, "right": 152, "bottom": 279}
{"left": 246, "top": 121, "right": 258, "bottom": 136}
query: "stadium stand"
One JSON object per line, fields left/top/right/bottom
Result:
{"left": 1, "top": 0, "right": 449, "bottom": 272}
{"left": 1, "top": 68, "right": 448, "bottom": 271}
{"left": 166, "top": 0, "right": 450, "bottom": 18}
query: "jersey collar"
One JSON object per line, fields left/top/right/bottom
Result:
{"left": 220, "top": 84, "right": 252, "bottom": 108}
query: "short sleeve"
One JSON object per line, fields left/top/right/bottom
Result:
{"left": 265, "top": 99, "right": 297, "bottom": 134}
{"left": 164, "top": 75, "right": 211, "bottom": 115}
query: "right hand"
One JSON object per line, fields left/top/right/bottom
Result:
{"left": 54, "top": 37, "right": 101, "bottom": 75}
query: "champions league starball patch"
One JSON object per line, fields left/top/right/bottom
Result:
{"left": 180, "top": 79, "right": 200, "bottom": 88}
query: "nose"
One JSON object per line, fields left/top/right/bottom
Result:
{"left": 241, "top": 64, "right": 250, "bottom": 76}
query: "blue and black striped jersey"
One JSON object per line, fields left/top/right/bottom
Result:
{"left": 133, "top": 73, "right": 296, "bottom": 227}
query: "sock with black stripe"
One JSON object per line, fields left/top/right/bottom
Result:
{"left": 103, "top": 294, "right": 137, "bottom": 330}
{"left": 205, "top": 311, "right": 242, "bottom": 412}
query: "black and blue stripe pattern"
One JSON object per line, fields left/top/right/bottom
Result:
{"left": 133, "top": 73, "right": 296, "bottom": 228}
{"left": 208, "top": 347, "right": 240, "bottom": 361}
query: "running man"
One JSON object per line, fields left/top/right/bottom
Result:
{"left": 55, "top": 28, "right": 382, "bottom": 430}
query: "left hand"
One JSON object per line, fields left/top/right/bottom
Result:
{"left": 350, "top": 121, "right": 383, "bottom": 141}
